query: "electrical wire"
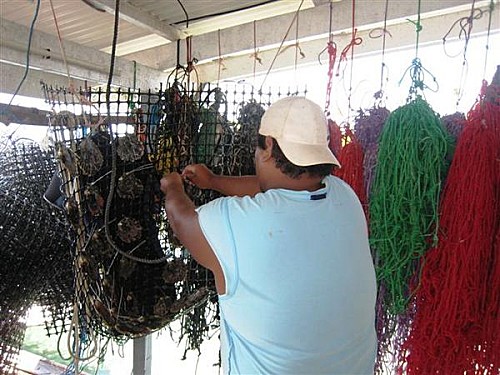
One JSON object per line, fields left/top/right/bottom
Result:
{"left": 49, "top": 0, "right": 71, "bottom": 87}
{"left": 101, "top": 0, "right": 168, "bottom": 264}
{"left": 482, "top": 0, "right": 495, "bottom": 80}
{"left": 7, "top": 0, "right": 41, "bottom": 107}
{"left": 252, "top": 20, "right": 262, "bottom": 82}
{"left": 217, "top": 29, "right": 223, "bottom": 85}
{"left": 440, "top": 0, "right": 482, "bottom": 107}
{"left": 259, "top": 0, "right": 305, "bottom": 92}
{"left": 176, "top": 0, "right": 190, "bottom": 29}
{"left": 0, "top": 0, "right": 41, "bottom": 141}
{"left": 375, "top": 0, "right": 390, "bottom": 103}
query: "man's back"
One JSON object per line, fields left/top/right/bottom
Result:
{"left": 197, "top": 175, "right": 377, "bottom": 374}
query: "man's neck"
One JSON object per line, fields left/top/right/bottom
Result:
{"left": 262, "top": 173, "right": 325, "bottom": 193}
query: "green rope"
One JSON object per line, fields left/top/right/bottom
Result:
{"left": 369, "top": 97, "right": 452, "bottom": 315}
{"left": 401, "top": 0, "right": 440, "bottom": 100}
{"left": 415, "top": 0, "right": 422, "bottom": 58}
{"left": 406, "top": 0, "right": 423, "bottom": 59}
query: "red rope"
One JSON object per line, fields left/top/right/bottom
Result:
{"left": 324, "top": 41, "right": 337, "bottom": 115}
{"left": 333, "top": 128, "right": 367, "bottom": 210}
{"left": 323, "top": 1, "right": 337, "bottom": 116}
{"left": 483, "top": 225, "right": 500, "bottom": 370}
{"left": 328, "top": 119, "right": 342, "bottom": 161}
{"left": 401, "top": 98, "right": 500, "bottom": 374}
{"left": 335, "top": 28, "right": 362, "bottom": 77}
{"left": 335, "top": 0, "right": 362, "bottom": 77}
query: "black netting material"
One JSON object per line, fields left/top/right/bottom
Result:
{"left": 0, "top": 140, "right": 74, "bottom": 374}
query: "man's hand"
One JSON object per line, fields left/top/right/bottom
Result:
{"left": 158, "top": 170, "right": 225, "bottom": 293}
{"left": 182, "top": 164, "right": 214, "bottom": 190}
{"left": 183, "top": 163, "right": 261, "bottom": 197}
{"left": 160, "top": 172, "right": 184, "bottom": 195}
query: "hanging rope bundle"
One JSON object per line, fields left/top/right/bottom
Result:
{"left": 353, "top": 107, "right": 390, "bottom": 200}
{"left": 485, "top": 224, "right": 500, "bottom": 372}
{"left": 334, "top": 127, "right": 366, "bottom": 209}
{"left": 369, "top": 97, "right": 452, "bottom": 315}
{"left": 369, "top": 98, "right": 452, "bottom": 373}
{"left": 328, "top": 119, "right": 343, "bottom": 175}
{"left": 401, "top": 94, "right": 500, "bottom": 374}
{"left": 349, "top": 0, "right": 391, "bottom": 219}
{"left": 440, "top": 111, "right": 466, "bottom": 142}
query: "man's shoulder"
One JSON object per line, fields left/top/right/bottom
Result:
{"left": 198, "top": 194, "right": 255, "bottom": 214}
{"left": 325, "top": 174, "right": 359, "bottom": 196}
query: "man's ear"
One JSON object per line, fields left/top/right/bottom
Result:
{"left": 261, "top": 136, "right": 274, "bottom": 161}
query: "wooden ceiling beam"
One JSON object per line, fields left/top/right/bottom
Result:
{"left": 86, "top": 0, "right": 187, "bottom": 42}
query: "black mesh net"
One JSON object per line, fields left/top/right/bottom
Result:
{"left": 40, "top": 82, "right": 270, "bottom": 340}
{"left": 0, "top": 137, "right": 74, "bottom": 374}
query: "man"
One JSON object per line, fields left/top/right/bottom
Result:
{"left": 160, "top": 96, "right": 377, "bottom": 374}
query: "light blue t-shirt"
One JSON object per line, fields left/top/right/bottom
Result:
{"left": 197, "top": 175, "right": 377, "bottom": 375}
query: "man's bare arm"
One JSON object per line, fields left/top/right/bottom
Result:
{"left": 182, "top": 164, "right": 261, "bottom": 197}
{"left": 160, "top": 172, "right": 225, "bottom": 294}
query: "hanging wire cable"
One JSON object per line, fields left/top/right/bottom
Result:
{"left": 175, "top": 0, "right": 197, "bottom": 83}
{"left": 105, "top": 0, "right": 120, "bottom": 104}
{"left": 252, "top": 20, "right": 262, "bottom": 82}
{"left": 294, "top": 10, "right": 300, "bottom": 72}
{"left": 373, "top": 0, "right": 390, "bottom": 103}
{"left": 335, "top": 0, "right": 362, "bottom": 124}
{"left": 412, "top": 0, "right": 423, "bottom": 59}
{"left": 399, "top": 0, "right": 439, "bottom": 100}
{"left": 49, "top": 0, "right": 103, "bottom": 129}
{"left": 322, "top": 1, "right": 337, "bottom": 116}
{"left": 347, "top": 0, "right": 357, "bottom": 120}
{"left": 101, "top": 0, "right": 165, "bottom": 265}
{"left": 399, "top": 58, "right": 439, "bottom": 99}
{"left": 335, "top": 0, "right": 362, "bottom": 80}
{"left": 441, "top": 0, "right": 483, "bottom": 107}
{"left": 185, "top": 36, "right": 200, "bottom": 87}
{"left": 1, "top": 0, "right": 41, "bottom": 141}
{"left": 176, "top": 0, "right": 189, "bottom": 29}
{"left": 259, "top": 0, "right": 305, "bottom": 92}
{"left": 442, "top": 2, "right": 482, "bottom": 58}
{"left": 217, "top": 29, "right": 223, "bottom": 85}
{"left": 482, "top": 0, "right": 495, "bottom": 80}
{"left": 48, "top": 0, "right": 71, "bottom": 87}
{"left": 7, "top": 0, "right": 41, "bottom": 107}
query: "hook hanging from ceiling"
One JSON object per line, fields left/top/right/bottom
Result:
{"left": 175, "top": 0, "right": 190, "bottom": 29}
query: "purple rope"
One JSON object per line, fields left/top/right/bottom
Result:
{"left": 353, "top": 107, "right": 390, "bottom": 199}
{"left": 440, "top": 112, "right": 466, "bottom": 141}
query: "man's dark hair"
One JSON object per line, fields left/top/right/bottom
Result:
{"left": 257, "top": 134, "right": 333, "bottom": 179}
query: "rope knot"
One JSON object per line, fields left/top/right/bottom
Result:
{"left": 336, "top": 28, "right": 363, "bottom": 76}
{"left": 407, "top": 18, "right": 423, "bottom": 33}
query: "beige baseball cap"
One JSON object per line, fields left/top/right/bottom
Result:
{"left": 258, "top": 96, "right": 341, "bottom": 167}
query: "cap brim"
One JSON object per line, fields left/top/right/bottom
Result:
{"left": 277, "top": 139, "right": 341, "bottom": 167}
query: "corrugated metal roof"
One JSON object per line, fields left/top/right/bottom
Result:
{"left": 1, "top": 0, "right": 151, "bottom": 50}
{"left": 0, "top": 0, "right": 292, "bottom": 56}
{"left": 136, "top": 0, "right": 279, "bottom": 24}
{"left": 2, "top": 0, "right": 489, "bottom": 79}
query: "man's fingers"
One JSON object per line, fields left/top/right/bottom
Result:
{"left": 182, "top": 169, "right": 194, "bottom": 180}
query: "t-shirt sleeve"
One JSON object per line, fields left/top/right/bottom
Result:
{"left": 196, "top": 197, "right": 238, "bottom": 298}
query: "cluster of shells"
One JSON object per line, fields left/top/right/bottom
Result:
{"left": 56, "top": 125, "right": 209, "bottom": 338}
